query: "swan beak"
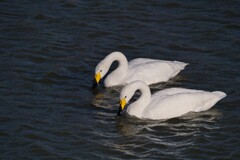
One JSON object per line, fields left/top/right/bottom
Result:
{"left": 92, "top": 72, "right": 101, "bottom": 89}
{"left": 120, "top": 98, "right": 126, "bottom": 110}
{"left": 117, "top": 98, "right": 126, "bottom": 116}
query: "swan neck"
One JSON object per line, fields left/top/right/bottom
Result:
{"left": 138, "top": 84, "right": 151, "bottom": 106}
{"left": 106, "top": 51, "right": 128, "bottom": 70}
{"left": 128, "top": 82, "right": 151, "bottom": 117}
{"left": 104, "top": 52, "right": 128, "bottom": 86}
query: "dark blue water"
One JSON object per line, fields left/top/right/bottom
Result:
{"left": 1, "top": 0, "right": 240, "bottom": 159}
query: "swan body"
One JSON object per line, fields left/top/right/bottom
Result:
{"left": 118, "top": 81, "right": 226, "bottom": 120}
{"left": 92, "top": 51, "right": 188, "bottom": 88}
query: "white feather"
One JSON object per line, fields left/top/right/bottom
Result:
{"left": 120, "top": 81, "right": 226, "bottom": 120}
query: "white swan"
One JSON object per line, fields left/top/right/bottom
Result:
{"left": 118, "top": 81, "right": 226, "bottom": 120}
{"left": 92, "top": 51, "right": 188, "bottom": 88}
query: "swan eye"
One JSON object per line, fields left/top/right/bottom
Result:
{"left": 100, "top": 70, "right": 102, "bottom": 72}
{"left": 125, "top": 96, "right": 127, "bottom": 98}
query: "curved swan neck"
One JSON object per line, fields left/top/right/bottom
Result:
{"left": 104, "top": 51, "right": 128, "bottom": 87}
{"left": 104, "top": 51, "right": 127, "bottom": 67}
{"left": 137, "top": 83, "right": 151, "bottom": 104}
{"left": 126, "top": 81, "right": 151, "bottom": 117}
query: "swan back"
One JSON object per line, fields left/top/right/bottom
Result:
{"left": 125, "top": 60, "right": 188, "bottom": 85}
{"left": 143, "top": 90, "right": 226, "bottom": 120}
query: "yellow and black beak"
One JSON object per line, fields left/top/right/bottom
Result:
{"left": 117, "top": 98, "right": 126, "bottom": 116}
{"left": 92, "top": 72, "right": 101, "bottom": 89}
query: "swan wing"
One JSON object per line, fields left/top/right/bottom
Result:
{"left": 152, "top": 87, "right": 205, "bottom": 100}
{"left": 128, "top": 58, "right": 159, "bottom": 68}
{"left": 142, "top": 91, "right": 226, "bottom": 120}
{"left": 124, "top": 61, "right": 187, "bottom": 85}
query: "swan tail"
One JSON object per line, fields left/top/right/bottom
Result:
{"left": 212, "top": 91, "right": 227, "bottom": 99}
{"left": 194, "top": 91, "right": 226, "bottom": 112}
{"left": 173, "top": 61, "right": 189, "bottom": 70}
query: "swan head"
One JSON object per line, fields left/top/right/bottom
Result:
{"left": 117, "top": 82, "right": 137, "bottom": 116}
{"left": 92, "top": 62, "right": 107, "bottom": 89}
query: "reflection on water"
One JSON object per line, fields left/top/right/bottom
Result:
{"left": 117, "top": 109, "right": 222, "bottom": 136}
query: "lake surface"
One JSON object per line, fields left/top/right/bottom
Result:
{"left": 1, "top": 0, "right": 240, "bottom": 159}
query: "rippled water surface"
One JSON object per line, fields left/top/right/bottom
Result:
{"left": 1, "top": 0, "right": 240, "bottom": 159}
